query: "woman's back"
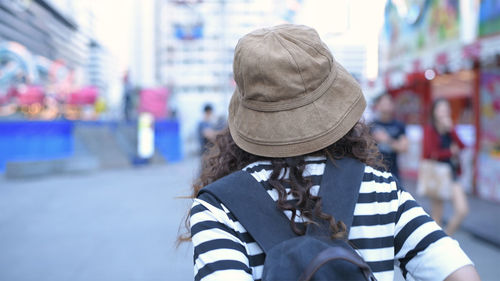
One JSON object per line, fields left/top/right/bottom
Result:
{"left": 185, "top": 24, "right": 479, "bottom": 281}
{"left": 191, "top": 156, "right": 471, "bottom": 281}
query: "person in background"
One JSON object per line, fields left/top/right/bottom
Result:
{"left": 423, "top": 98, "right": 468, "bottom": 236}
{"left": 198, "top": 104, "right": 217, "bottom": 155}
{"left": 371, "top": 93, "right": 409, "bottom": 179}
{"left": 123, "top": 72, "right": 134, "bottom": 122}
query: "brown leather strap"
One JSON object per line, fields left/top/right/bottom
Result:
{"left": 298, "top": 246, "right": 377, "bottom": 281}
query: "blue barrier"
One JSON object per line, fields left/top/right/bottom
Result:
{"left": 0, "top": 120, "right": 182, "bottom": 173}
{"left": 0, "top": 121, "right": 74, "bottom": 172}
{"left": 155, "top": 120, "right": 183, "bottom": 162}
{"left": 71, "top": 120, "right": 183, "bottom": 163}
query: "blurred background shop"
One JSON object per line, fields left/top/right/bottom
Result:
{"left": 372, "top": 0, "right": 500, "bottom": 204}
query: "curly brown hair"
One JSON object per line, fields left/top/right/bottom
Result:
{"left": 179, "top": 121, "right": 384, "bottom": 243}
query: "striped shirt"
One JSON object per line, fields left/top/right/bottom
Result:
{"left": 190, "top": 157, "right": 472, "bottom": 281}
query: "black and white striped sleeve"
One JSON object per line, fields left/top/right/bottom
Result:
{"left": 393, "top": 184, "right": 472, "bottom": 281}
{"left": 190, "top": 193, "right": 254, "bottom": 281}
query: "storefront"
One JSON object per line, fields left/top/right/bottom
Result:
{"left": 383, "top": 53, "right": 479, "bottom": 187}
{"left": 379, "top": 0, "right": 480, "bottom": 193}
{"left": 379, "top": 0, "right": 500, "bottom": 203}
{"left": 428, "top": 61, "right": 480, "bottom": 195}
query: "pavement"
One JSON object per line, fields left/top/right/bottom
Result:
{"left": 401, "top": 179, "right": 500, "bottom": 249}
{"left": 0, "top": 157, "right": 499, "bottom": 281}
{"left": 0, "top": 158, "right": 197, "bottom": 281}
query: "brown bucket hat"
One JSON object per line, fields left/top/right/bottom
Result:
{"left": 228, "top": 24, "right": 366, "bottom": 158}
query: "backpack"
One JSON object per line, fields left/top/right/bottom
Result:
{"left": 198, "top": 157, "right": 377, "bottom": 281}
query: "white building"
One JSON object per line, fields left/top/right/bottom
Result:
{"left": 87, "top": 40, "right": 122, "bottom": 114}
{"left": 130, "top": 0, "right": 156, "bottom": 88}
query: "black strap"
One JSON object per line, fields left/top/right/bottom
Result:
{"left": 306, "top": 157, "right": 365, "bottom": 236}
{"left": 198, "top": 170, "right": 296, "bottom": 252}
{"left": 197, "top": 157, "right": 365, "bottom": 253}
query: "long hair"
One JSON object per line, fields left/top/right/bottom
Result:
{"left": 179, "top": 121, "right": 384, "bottom": 243}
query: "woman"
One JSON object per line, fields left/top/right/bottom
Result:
{"left": 183, "top": 25, "right": 478, "bottom": 281}
{"left": 422, "top": 99, "right": 469, "bottom": 236}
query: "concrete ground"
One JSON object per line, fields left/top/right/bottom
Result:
{"left": 0, "top": 158, "right": 196, "bottom": 281}
{"left": 400, "top": 177, "right": 500, "bottom": 249}
{"left": 0, "top": 158, "right": 499, "bottom": 281}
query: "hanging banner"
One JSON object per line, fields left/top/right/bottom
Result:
{"left": 382, "top": 0, "right": 461, "bottom": 60}
{"left": 479, "top": 0, "right": 500, "bottom": 37}
{"left": 172, "top": 3, "right": 204, "bottom": 40}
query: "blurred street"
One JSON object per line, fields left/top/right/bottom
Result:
{"left": 0, "top": 158, "right": 499, "bottom": 281}
{"left": 0, "top": 158, "right": 196, "bottom": 281}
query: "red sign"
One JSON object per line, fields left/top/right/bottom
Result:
{"left": 17, "top": 86, "right": 44, "bottom": 105}
{"left": 68, "top": 86, "right": 98, "bottom": 105}
{"left": 139, "top": 88, "right": 169, "bottom": 119}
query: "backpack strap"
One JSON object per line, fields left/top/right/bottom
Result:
{"left": 306, "top": 157, "right": 365, "bottom": 236}
{"left": 198, "top": 170, "right": 297, "bottom": 253}
{"left": 197, "top": 157, "right": 365, "bottom": 252}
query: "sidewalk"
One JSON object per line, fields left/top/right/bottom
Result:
{"left": 403, "top": 180, "right": 500, "bottom": 248}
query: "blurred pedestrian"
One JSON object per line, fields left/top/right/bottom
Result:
{"left": 371, "top": 93, "right": 408, "bottom": 179}
{"left": 198, "top": 104, "right": 217, "bottom": 155}
{"left": 182, "top": 25, "right": 478, "bottom": 281}
{"left": 123, "top": 72, "right": 134, "bottom": 122}
{"left": 420, "top": 98, "right": 468, "bottom": 236}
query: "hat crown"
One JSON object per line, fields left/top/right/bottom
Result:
{"left": 228, "top": 24, "right": 366, "bottom": 158}
{"left": 233, "top": 25, "right": 335, "bottom": 106}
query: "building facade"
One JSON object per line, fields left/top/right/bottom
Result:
{"left": 0, "top": 0, "right": 120, "bottom": 120}
{"left": 0, "top": 0, "right": 87, "bottom": 70}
